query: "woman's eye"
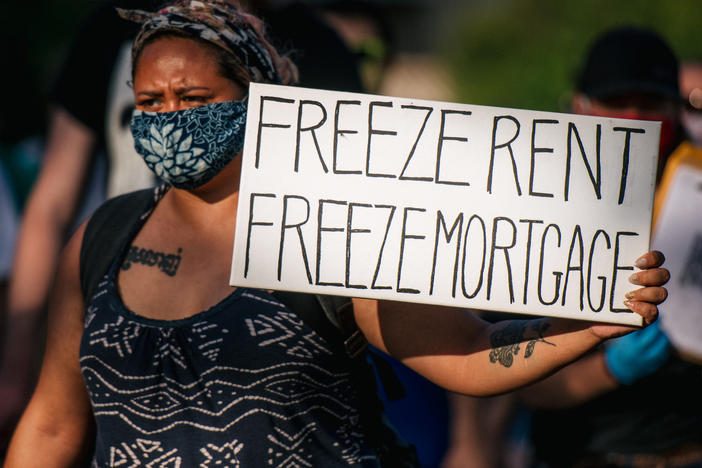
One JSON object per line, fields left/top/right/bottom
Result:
{"left": 183, "top": 96, "right": 207, "bottom": 103}
{"left": 139, "top": 99, "right": 159, "bottom": 108}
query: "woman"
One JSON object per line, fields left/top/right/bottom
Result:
{"left": 4, "top": 1, "right": 670, "bottom": 466}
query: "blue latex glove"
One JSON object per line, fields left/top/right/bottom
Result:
{"left": 604, "top": 321, "right": 671, "bottom": 385}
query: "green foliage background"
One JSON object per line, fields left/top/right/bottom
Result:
{"left": 443, "top": 0, "right": 702, "bottom": 112}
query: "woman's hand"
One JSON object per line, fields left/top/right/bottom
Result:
{"left": 588, "top": 250, "right": 669, "bottom": 340}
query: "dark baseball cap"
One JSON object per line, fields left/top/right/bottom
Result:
{"left": 576, "top": 27, "right": 680, "bottom": 100}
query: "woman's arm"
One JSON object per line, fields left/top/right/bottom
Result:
{"left": 354, "top": 251, "right": 668, "bottom": 396}
{"left": 4, "top": 222, "right": 95, "bottom": 467}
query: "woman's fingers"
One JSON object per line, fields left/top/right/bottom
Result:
{"left": 629, "top": 267, "right": 670, "bottom": 287}
{"left": 634, "top": 250, "right": 665, "bottom": 269}
{"left": 626, "top": 255, "right": 669, "bottom": 325}
{"left": 625, "top": 286, "right": 668, "bottom": 304}
{"left": 623, "top": 300, "right": 659, "bottom": 324}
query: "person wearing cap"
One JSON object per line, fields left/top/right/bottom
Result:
{"left": 2, "top": 6, "right": 668, "bottom": 466}
{"left": 570, "top": 26, "right": 686, "bottom": 181}
{"left": 517, "top": 27, "right": 702, "bottom": 468}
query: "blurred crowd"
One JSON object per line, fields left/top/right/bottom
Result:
{"left": 1, "top": 1, "right": 701, "bottom": 467}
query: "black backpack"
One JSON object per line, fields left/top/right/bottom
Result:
{"left": 79, "top": 188, "right": 419, "bottom": 467}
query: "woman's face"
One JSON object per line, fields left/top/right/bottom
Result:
{"left": 133, "top": 36, "right": 244, "bottom": 113}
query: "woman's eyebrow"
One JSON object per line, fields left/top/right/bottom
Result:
{"left": 174, "top": 86, "right": 212, "bottom": 93}
{"left": 136, "top": 86, "right": 212, "bottom": 96}
{"left": 136, "top": 90, "right": 163, "bottom": 97}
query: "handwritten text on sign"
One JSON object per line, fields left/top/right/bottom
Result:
{"left": 230, "top": 83, "right": 660, "bottom": 325}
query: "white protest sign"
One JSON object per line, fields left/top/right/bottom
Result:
{"left": 230, "top": 83, "right": 660, "bottom": 325}
{"left": 652, "top": 144, "right": 702, "bottom": 360}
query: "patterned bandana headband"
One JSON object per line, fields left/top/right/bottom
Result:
{"left": 117, "top": 0, "right": 281, "bottom": 84}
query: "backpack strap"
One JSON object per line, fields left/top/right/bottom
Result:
{"left": 272, "top": 291, "right": 416, "bottom": 467}
{"left": 80, "top": 188, "right": 155, "bottom": 302}
{"left": 316, "top": 294, "right": 368, "bottom": 358}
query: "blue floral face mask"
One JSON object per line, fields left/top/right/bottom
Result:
{"left": 130, "top": 99, "right": 247, "bottom": 189}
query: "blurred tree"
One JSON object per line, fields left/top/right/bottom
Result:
{"left": 443, "top": 0, "right": 702, "bottom": 111}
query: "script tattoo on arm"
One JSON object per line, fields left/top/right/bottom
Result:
{"left": 121, "top": 245, "right": 183, "bottom": 277}
{"left": 488, "top": 320, "right": 556, "bottom": 368}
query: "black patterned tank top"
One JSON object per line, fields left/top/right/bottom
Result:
{"left": 80, "top": 189, "right": 380, "bottom": 467}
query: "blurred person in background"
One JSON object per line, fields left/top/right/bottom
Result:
{"left": 680, "top": 61, "right": 702, "bottom": 147}
{"left": 568, "top": 27, "right": 685, "bottom": 179}
{"left": 0, "top": 32, "right": 49, "bottom": 451}
{"left": 517, "top": 26, "right": 702, "bottom": 468}
{"left": 440, "top": 390, "right": 522, "bottom": 468}
{"left": 0, "top": 1, "right": 159, "bottom": 452}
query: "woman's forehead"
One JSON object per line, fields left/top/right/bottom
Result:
{"left": 133, "top": 36, "right": 245, "bottom": 100}
{"left": 136, "top": 36, "right": 219, "bottom": 74}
